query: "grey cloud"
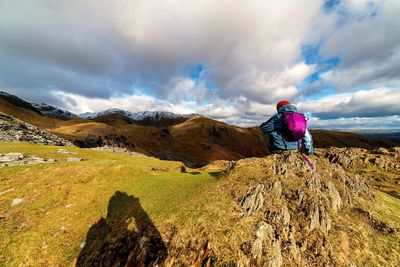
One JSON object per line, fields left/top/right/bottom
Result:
{"left": 315, "top": 0, "right": 400, "bottom": 90}
{"left": 0, "top": 0, "right": 399, "bottom": 130}
{"left": 0, "top": 0, "right": 321, "bottom": 106}
{"left": 299, "top": 87, "right": 400, "bottom": 120}
{"left": 308, "top": 116, "right": 400, "bottom": 130}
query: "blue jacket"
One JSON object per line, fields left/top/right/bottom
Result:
{"left": 260, "top": 104, "right": 313, "bottom": 154}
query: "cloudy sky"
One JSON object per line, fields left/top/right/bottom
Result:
{"left": 1, "top": 0, "right": 399, "bottom": 129}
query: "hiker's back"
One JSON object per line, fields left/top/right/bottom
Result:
{"left": 260, "top": 101, "right": 313, "bottom": 155}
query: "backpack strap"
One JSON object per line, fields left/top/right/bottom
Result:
{"left": 297, "top": 140, "right": 314, "bottom": 170}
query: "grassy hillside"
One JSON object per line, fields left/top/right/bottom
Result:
{"left": 1, "top": 143, "right": 399, "bottom": 266}
{"left": 0, "top": 143, "right": 223, "bottom": 266}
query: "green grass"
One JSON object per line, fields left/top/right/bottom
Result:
{"left": 329, "top": 191, "right": 400, "bottom": 267}
{"left": 2, "top": 143, "right": 399, "bottom": 266}
{"left": 0, "top": 142, "right": 221, "bottom": 266}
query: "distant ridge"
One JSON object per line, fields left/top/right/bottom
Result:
{"left": 0, "top": 91, "right": 41, "bottom": 114}
{"left": 0, "top": 90, "right": 398, "bottom": 166}
{"left": 80, "top": 108, "right": 197, "bottom": 126}
{"left": 0, "top": 91, "right": 196, "bottom": 124}
{"left": 0, "top": 91, "right": 77, "bottom": 121}
{"left": 32, "top": 102, "right": 78, "bottom": 120}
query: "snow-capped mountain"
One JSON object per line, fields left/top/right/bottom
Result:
{"left": 79, "top": 108, "right": 131, "bottom": 120}
{"left": 79, "top": 108, "right": 197, "bottom": 124}
{"left": 31, "top": 103, "right": 77, "bottom": 120}
{"left": 1, "top": 90, "right": 196, "bottom": 124}
{"left": 0, "top": 91, "right": 42, "bottom": 114}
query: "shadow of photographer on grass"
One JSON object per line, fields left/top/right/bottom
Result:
{"left": 76, "top": 191, "right": 167, "bottom": 267}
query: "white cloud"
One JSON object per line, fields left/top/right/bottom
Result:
{"left": 313, "top": 0, "right": 400, "bottom": 90}
{"left": 299, "top": 87, "right": 400, "bottom": 118}
{"left": 0, "top": 0, "right": 322, "bottom": 104}
{"left": 53, "top": 91, "right": 195, "bottom": 115}
{"left": 320, "top": 49, "right": 400, "bottom": 89}
{"left": 1, "top": 0, "right": 399, "bottom": 129}
{"left": 227, "top": 62, "right": 316, "bottom": 104}
{"left": 308, "top": 116, "right": 400, "bottom": 130}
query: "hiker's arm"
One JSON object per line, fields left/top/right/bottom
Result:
{"left": 260, "top": 115, "right": 278, "bottom": 133}
{"left": 302, "top": 129, "right": 314, "bottom": 155}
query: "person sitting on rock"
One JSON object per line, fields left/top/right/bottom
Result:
{"left": 260, "top": 100, "right": 313, "bottom": 155}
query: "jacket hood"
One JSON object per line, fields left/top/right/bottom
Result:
{"left": 278, "top": 104, "right": 297, "bottom": 113}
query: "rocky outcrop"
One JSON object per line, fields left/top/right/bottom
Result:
{"left": 0, "top": 152, "right": 56, "bottom": 167}
{"left": 0, "top": 112, "right": 74, "bottom": 146}
{"left": 218, "top": 149, "right": 378, "bottom": 266}
{"left": 156, "top": 148, "right": 397, "bottom": 266}
{"left": 322, "top": 147, "right": 400, "bottom": 172}
{"left": 240, "top": 184, "right": 265, "bottom": 216}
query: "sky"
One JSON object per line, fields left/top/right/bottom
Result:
{"left": 0, "top": 0, "right": 399, "bottom": 129}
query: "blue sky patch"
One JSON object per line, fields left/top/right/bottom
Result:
{"left": 300, "top": 43, "right": 340, "bottom": 96}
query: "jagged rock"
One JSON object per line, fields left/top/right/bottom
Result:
{"left": 266, "top": 205, "right": 291, "bottom": 240}
{"left": 281, "top": 205, "right": 290, "bottom": 226}
{"left": 309, "top": 199, "right": 331, "bottom": 235}
{"left": 270, "top": 180, "right": 282, "bottom": 198}
{"left": 225, "top": 148, "right": 387, "bottom": 266}
{"left": 323, "top": 148, "right": 366, "bottom": 169}
{"left": 287, "top": 226, "right": 302, "bottom": 264}
{"left": 256, "top": 222, "right": 275, "bottom": 244}
{"left": 266, "top": 205, "right": 290, "bottom": 227}
{"left": 344, "top": 174, "right": 372, "bottom": 198}
{"left": 275, "top": 164, "right": 288, "bottom": 175}
{"left": 250, "top": 221, "right": 283, "bottom": 266}
{"left": 252, "top": 222, "right": 272, "bottom": 258}
{"left": 296, "top": 189, "right": 306, "bottom": 205}
{"left": 305, "top": 175, "right": 322, "bottom": 192}
{"left": 240, "top": 184, "right": 265, "bottom": 216}
{"left": 326, "top": 182, "right": 342, "bottom": 212}
{"left": 0, "top": 112, "right": 74, "bottom": 146}
{"left": 223, "top": 160, "right": 237, "bottom": 174}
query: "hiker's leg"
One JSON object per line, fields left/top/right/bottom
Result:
{"left": 267, "top": 135, "right": 278, "bottom": 154}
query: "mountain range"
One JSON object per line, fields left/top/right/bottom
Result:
{"left": 0, "top": 90, "right": 398, "bottom": 167}
{"left": 1, "top": 90, "right": 399, "bottom": 266}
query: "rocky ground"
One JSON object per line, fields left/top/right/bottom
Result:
{"left": 0, "top": 142, "right": 399, "bottom": 266}
{"left": 0, "top": 149, "right": 85, "bottom": 167}
{"left": 0, "top": 112, "right": 74, "bottom": 146}
{"left": 0, "top": 152, "right": 56, "bottom": 167}
{"left": 91, "top": 145, "right": 148, "bottom": 157}
{"left": 155, "top": 147, "right": 400, "bottom": 266}
{"left": 66, "top": 146, "right": 400, "bottom": 266}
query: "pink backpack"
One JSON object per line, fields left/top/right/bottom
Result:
{"left": 282, "top": 112, "right": 307, "bottom": 141}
